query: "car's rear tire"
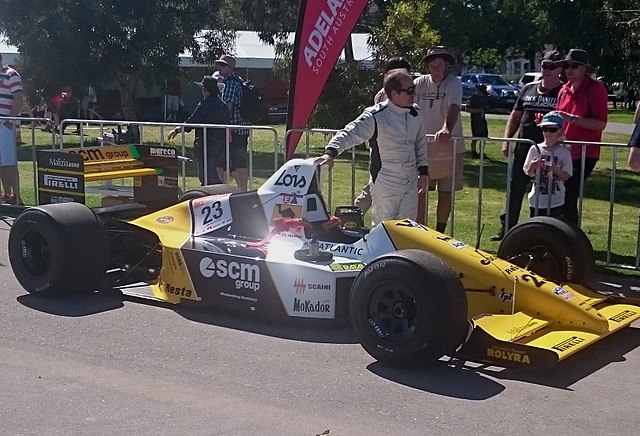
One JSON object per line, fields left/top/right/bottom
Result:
{"left": 8, "top": 203, "right": 108, "bottom": 296}
{"left": 349, "top": 250, "right": 468, "bottom": 367}
{"left": 497, "top": 216, "right": 594, "bottom": 285}
{"left": 178, "top": 184, "right": 239, "bottom": 202}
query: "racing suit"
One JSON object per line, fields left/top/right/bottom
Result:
{"left": 324, "top": 100, "right": 428, "bottom": 224}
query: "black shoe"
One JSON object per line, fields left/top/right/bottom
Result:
{"left": 490, "top": 228, "right": 504, "bottom": 241}
{"left": 471, "top": 151, "right": 480, "bottom": 159}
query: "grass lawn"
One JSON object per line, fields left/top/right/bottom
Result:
{"left": 12, "top": 115, "right": 640, "bottom": 276}
{"left": 607, "top": 107, "right": 638, "bottom": 124}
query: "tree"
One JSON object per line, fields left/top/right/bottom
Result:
{"left": 537, "top": 0, "right": 640, "bottom": 82}
{"left": 221, "top": 0, "right": 299, "bottom": 43}
{"left": 0, "top": 0, "right": 234, "bottom": 119}
{"left": 369, "top": 1, "right": 440, "bottom": 71}
{"left": 467, "top": 48, "right": 502, "bottom": 73}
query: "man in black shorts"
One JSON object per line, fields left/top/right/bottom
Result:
{"left": 491, "top": 50, "right": 564, "bottom": 240}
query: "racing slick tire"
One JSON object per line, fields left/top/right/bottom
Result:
{"left": 178, "top": 184, "right": 239, "bottom": 202}
{"left": 349, "top": 250, "right": 468, "bottom": 367}
{"left": 8, "top": 203, "right": 108, "bottom": 296}
{"left": 497, "top": 216, "right": 594, "bottom": 285}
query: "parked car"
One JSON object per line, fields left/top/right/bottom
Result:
{"left": 461, "top": 73, "right": 519, "bottom": 111}
{"left": 516, "top": 72, "right": 542, "bottom": 92}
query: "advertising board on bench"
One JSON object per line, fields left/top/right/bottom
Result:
{"left": 37, "top": 144, "right": 179, "bottom": 209}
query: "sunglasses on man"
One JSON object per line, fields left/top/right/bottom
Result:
{"left": 541, "top": 127, "right": 560, "bottom": 133}
{"left": 541, "top": 63, "right": 559, "bottom": 70}
{"left": 398, "top": 86, "right": 415, "bottom": 95}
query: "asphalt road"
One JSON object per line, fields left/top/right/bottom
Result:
{"left": 1, "top": 217, "right": 639, "bottom": 436}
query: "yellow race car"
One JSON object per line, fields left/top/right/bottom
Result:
{"left": 8, "top": 158, "right": 640, "bottom": 370}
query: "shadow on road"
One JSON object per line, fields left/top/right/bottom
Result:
{"left": 367, "top": 325, "right": 640, "bottom": 398}
{"left": 17, "top": 290, "right": 124, "bottom": 316}
{"left": 368, "top": 360, "right": 506, "bottom": 400}
{"left": 115, "top": 293, "right": 359, "bottom": 345}
{"left": 487, "top": 326, "right": 640, "bottom": 389}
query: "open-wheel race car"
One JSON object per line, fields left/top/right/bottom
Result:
{"left": 8, "top": 158, "right": 640, "bottom": 370}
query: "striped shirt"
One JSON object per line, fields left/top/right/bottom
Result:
{"left": 220, "top": 72, "right": 249, "bottom": 135}
{"left": 0, "top": 64, "right": 22, "bottom": 116}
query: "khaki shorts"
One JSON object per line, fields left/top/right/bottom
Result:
{"left": 428, "top": 152, "right": 464, "bottom": 192}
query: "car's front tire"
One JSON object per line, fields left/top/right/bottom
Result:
{"left": 8, "top": 203, "right": 108, "bottom": 296}
{"left": 497, "top": 216, "right": 594, "bottom": 285}
{"left": 349, "top": 250, "right": 468, "bottom": 367}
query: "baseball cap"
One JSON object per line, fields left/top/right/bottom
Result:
{"left": 422, "top": 46, "right": 455, "bottom": 64}
{"left": 194, "top": 75, "right": 219, "bottom": 94}
{"left": 383, "top": 56, "right": 412, "bottom": 74}
{"left": 539, "top": 111, "right": 564, "bottom": 128}
{"left": 214, "top": 54, "right": 236, "bottom": 69}
{"left": 541, "top": 50, "right": 563, "bottom": 66}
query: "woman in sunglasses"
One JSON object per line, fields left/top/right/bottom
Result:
{"left": 554, "top": 48, "right": 608, "bottom": 226}
{"left": 523, "top": 111, "right": 573, "bottom": 219}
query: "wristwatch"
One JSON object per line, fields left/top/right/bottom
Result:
{"left": 569, "top": 114, "right": 577, "bottom": 122}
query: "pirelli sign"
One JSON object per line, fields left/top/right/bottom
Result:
{"left": 37, "top": 150, "right": 85, "bottom": 204}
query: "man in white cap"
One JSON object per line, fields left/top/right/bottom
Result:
{"left": 214, "top": 54, "right": 249, "bottom": 190}
{"left": 413, "top": 46, "right": 464, "bottom": 233}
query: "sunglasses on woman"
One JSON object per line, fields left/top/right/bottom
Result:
{"left": 565, "top": 63, "right": 583, "bottom": 70}
{"left": 541, "top": 63, "right": 558, "bottom": 70}
{"left": 541, "top": 127, "right": 560, "bottom": 133}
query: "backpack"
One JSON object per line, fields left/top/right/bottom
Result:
{"left": 237, "top": 80, "right": 263, "bottom": 124}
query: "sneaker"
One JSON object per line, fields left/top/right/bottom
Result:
{"left": 0, "top": 194, "right": 10, "bottom": 203}
{"left": 490, "top": 227, "right": 504, "bottom": 241}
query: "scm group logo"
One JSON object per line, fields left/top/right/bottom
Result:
{"left": 199, "top": 257, "right": 260, "bottom": 291}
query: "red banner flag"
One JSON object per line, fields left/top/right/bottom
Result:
{"left": 285, "top": 0, "right": 369, "bottom": 160}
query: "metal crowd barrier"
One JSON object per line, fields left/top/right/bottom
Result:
{"left": 284, "top": 127, "right": 639, "bottom": 271}
{"left": 425, "top": 135, "right": 639, "bottom": 271}
{"left": 2, "top": 116, "right": 638, "bottom": 271}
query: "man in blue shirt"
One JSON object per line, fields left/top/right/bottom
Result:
{"left": 168, "top": 76, "right": 229, "bottom": 185}
{"left": 214, "top": 55, "right": 250, "bottom": 190}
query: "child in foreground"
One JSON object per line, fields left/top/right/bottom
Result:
{"left": 522, "top": 111, "right": 573, "bottom": 218}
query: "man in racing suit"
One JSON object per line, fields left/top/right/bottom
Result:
{"left": 317, "top": 70, "right": 428, "bottom": 225}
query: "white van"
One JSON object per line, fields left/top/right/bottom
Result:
{"left": 517, "top": 72, "right": 542, "bottom": 92}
